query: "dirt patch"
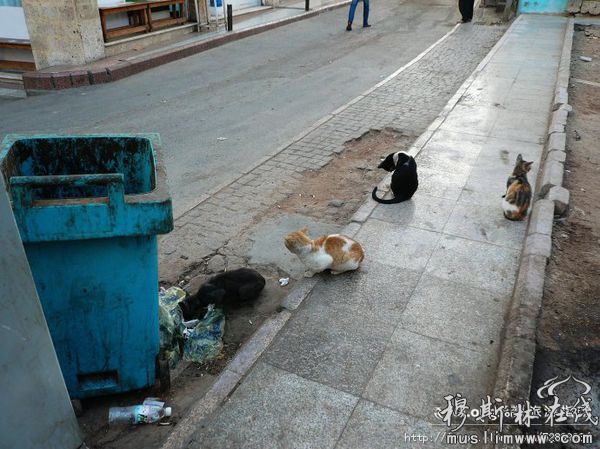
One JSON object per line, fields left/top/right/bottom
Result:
{"left": 536, "top": 27, "right": 600, "bottom": 352}
{"left": 79, "top": 363, "right": 216, "bottom": 449}
{"left": 271, "top": 128, "right": 414, "bottom": 224}
{"left": 79, "top": 269, "right": 287, "bottom": 449}
{"left": 528, "top": 26, "right": 600, "bottom": 446}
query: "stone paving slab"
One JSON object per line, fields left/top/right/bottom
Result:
{"left": 305, "top": 261, "right": 421, "bottom": 322}
{"left": 263, "top": 262, "right": 421, "bottom": 396}
{"left": 263, "top": 297, "right": 394, "bottom": 396}
{"left": 443, "top": 202, "right": 527, "bottom": 249}
{"left": 398, "top": 274, "right": 509, "bottom": 349}
{"left": 371, "top": 194, "right": 456, "bottom": 232}
{"left": 188, "top": 362, "right": 358, "bottom": 449}
{"left": 247, "top": 213, "right": 340, "bottom": 278}
{"left": 356, "top": 220, "right": 442, "bottom": 271}
{"left": 336, "top": 400, "right": 457, "bottom": 449}
{"left": 414, "top": 167, "right": 470, "bottom": 202}
{"left": 363, "top": 328, "right": 497, "bottom": 420}
{"left": 424, "top": 235, "right": 521, "bottom": 295}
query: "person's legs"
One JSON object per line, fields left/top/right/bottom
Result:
{"left": 465, "top": 0, "right": 474, "bottom": 20}
{"left": 347, "top": 0, "right": 359, "bottom": 29}
{"left": 363, "top": 0, "right": 370, "bottom": 27}
{"left": 458, "top": 0, "right": 474, "bottom": 21}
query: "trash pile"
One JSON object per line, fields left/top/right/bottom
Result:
{"left": 159, "top": 286, "right": 225, "bottom": 368}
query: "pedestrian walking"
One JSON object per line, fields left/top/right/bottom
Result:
{"left": 458, "top": 0, "right": 474, "bottom": 22}
{"left": 346, "top": 0, "right": 370, "bottom": 31}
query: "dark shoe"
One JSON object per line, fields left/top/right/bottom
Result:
{"left": 461, "top": 17, "right": 472, "bottom": 23}
{"left": 346, "top": 22, "right": 352, "bottom": 31}
{"left": 363, "top": 23, "right": 371, "bottom": 28}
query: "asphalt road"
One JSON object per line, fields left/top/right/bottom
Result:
{"left": 0, "top": 0, "right": 459, "bottom": 217}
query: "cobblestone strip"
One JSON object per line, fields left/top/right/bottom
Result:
{"left": 159, "top": 23, "right": 507, "bottom": 282}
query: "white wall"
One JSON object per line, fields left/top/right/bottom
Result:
{"left": 0, "top": 6, "right": 29, "bottom": 40}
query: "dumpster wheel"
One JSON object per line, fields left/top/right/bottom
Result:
{"left": 157, "top": 357, "right": 171, "bottom": 393}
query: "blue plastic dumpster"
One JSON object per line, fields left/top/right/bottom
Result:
{"left": 0, "top": 134, "right": 173, "bottom": 399}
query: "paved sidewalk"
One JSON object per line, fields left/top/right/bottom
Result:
{"left": 180, "top": 14, "right": 567, "bottom": 449}
{"left": 159, "top": 21, "right": 507, "bottom": 282}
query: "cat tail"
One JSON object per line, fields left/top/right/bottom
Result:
{"left": 504, "top": 211, "right": 525, "bottom": 221}
{"left": 371, "top": 187, "right": 409, "bottom": 204}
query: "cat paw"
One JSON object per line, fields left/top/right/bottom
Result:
{"left": 330, "top": 270, "right": 343, "bottom": 275}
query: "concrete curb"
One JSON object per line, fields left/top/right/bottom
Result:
{"left": 22, "top": 0, "right": 351, "bottom": 92}
{"left": 548, "top": 185, "right": 570, "bottom": 216}
{"left": 540, "top": 159, "right": 565, "bottom": 197}
{"left": 491, "top": 17, "right": 575, "bottom": 431}
{"left": 554, "top": 18, "right": 575, "bottom": 109}
{"left": 537, "top": 18, "right": 574, "bottom": 203}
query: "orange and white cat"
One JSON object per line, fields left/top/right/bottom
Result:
{"left": 284, "top": 227, "right": 365, "bottom": 277}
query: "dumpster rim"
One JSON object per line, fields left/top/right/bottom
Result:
{"left": 0, "top": 133, "right": 171, "bottom": 205}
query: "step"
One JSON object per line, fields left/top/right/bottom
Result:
{"left": 0, "top": 72, "right": 25, "bottom": 90}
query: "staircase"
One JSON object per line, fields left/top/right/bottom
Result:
{"left": 0, "top": 71, "right": 25, "bottom": 91}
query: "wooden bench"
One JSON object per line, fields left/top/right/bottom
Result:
{"left": 0, "top": 39, "right": 35, "bottom": 72}
{"left": 99, "top": 0, "right": 187, "bottom": 42}
{"left": 147, "top": 0, "right": 187, "bottom": 31}
{"left": 99, "top": 2, "right": 150, "bottom": 41}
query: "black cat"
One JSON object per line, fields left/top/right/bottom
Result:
{"left": 179, "top": 268, "right": 266, "bottom": 320}
{"left": 372, "top": 151, "right": 418, "bottom": 204}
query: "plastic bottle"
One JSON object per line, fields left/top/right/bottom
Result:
{"left": 108, "top": 404, "right": 172, "bottom": 425}
{"left": 142, "top": 397, "right": 165, "bottom": 408}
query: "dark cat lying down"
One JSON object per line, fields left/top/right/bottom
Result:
{"left": 179, "top": 268, "right": 266, "bottom": 320}
{"left": 372, "top": 151, "right": 418, "bottom": 204}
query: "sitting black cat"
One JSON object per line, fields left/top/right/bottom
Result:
{"left": 372, "top": 151, "right": 418, "bottom": 204}
{"left": 179, "top": 268, "right": 266, "bottom": 320}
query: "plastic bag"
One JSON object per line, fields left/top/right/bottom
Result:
{"left": 183, "top": 305, "right": 225, "bottom": 363}
{"left": 159, "top": 287, "right": 188, "bottom": 368}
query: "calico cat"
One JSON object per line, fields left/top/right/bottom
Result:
{"left": 372, "top": 151, "right": 418, "bottom": 204}
{"left": 179, "top": 268, "right": 266, "bottom": 320}
{"left": 284, "top": 227, "right": 365, "bottom": 277}
{"left": 502, "top": 154, "right": 533, "bottom": 221}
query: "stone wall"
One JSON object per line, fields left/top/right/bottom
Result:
{"left": 21, "top": 0, "right": 105, "bottom": 69}
{"left": 567, "top": 0, "right": 600, "bottom": 13}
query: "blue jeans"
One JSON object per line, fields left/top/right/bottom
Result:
{"left": 348, "top": 0, "right": 369, "bottom": 26}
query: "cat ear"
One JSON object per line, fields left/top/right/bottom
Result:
{"left": 524, "top": 161, "right": 533, "bottom": 171}
{"left": 300, "top": 226, "right": 309, "bottom": 235}
{"left": 516, "top": 154, "right": 523, "bottom": 163}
